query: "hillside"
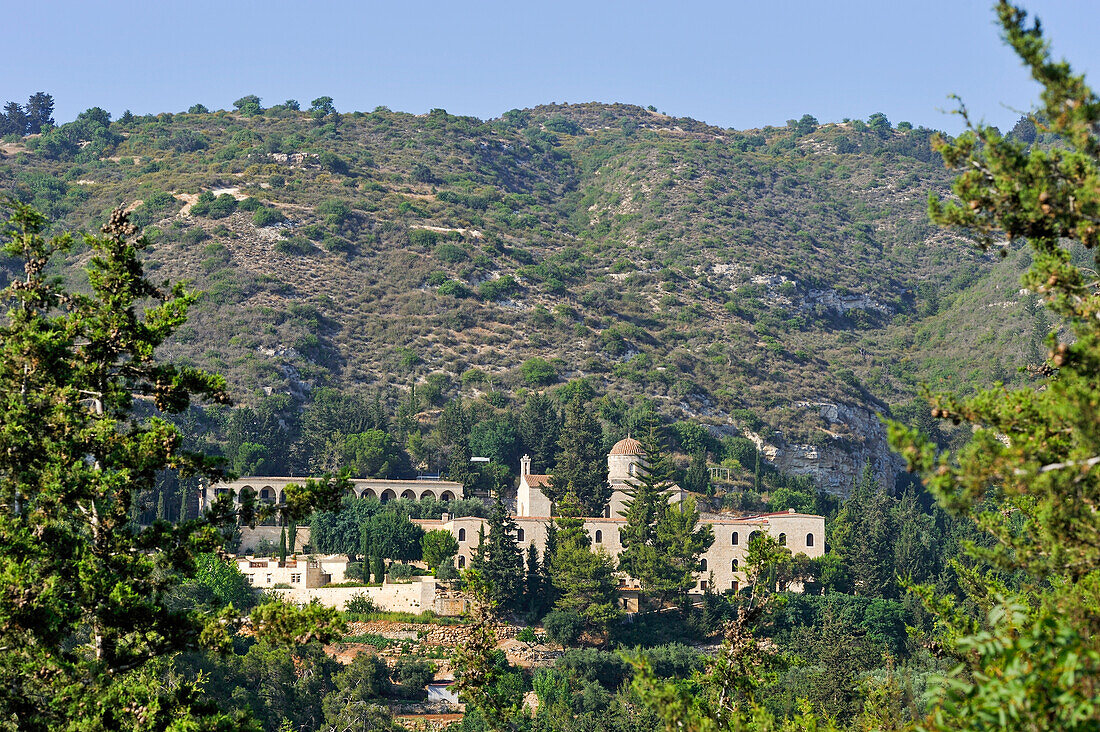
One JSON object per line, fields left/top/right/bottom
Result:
{"left": 0, "top": 100, "right": 1044, "bottom": 492}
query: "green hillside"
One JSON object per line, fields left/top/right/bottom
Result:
{"left": 0, "top": 100, "right": 1044, "bottom": 489}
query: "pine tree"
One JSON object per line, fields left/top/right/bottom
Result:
{"left": 520, "top": 391, "right": 561, "bottom": 472}
{"left": 652, "top": 495, "right": 714, "bottom": 607}
{"left": 618, "top": 420, "right": 673, "bottom": 594}
{"left": 549, "top": 494, "right": 622, "bottom": 637}
{"left": 470, "top": 497, "right": 525, "bottom": 613}
{"left": 831, "top": 463, "right": 897, "bottom": 598}
{"left": 683, "top": 449, "right": 710, "bottom": 495}
{"left": 887, "top": 6, "right": 1100, "bottom": 725}
{"left": 0, "top": 204, "right": 346, "bottom": 728}
{"left": 548, "top": 392, "right": 608, "bottom": 516}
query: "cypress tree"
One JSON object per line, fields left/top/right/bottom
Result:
{"left": 371, "top": 554, "right": 385, "bottom": 584}
{"left": 683, "top": 449, "right": 710, "bottom": 495}
{"left": 548, "top": 392, "right": 608, "bottom": 517}
{"left": 525, "top": 544, "right": 543, "bottom": 616}
{"left": 470, "top": 497, "right": 525, "bottom": 613}
{"left": 155, "top": 490, "right": 166, "bottom": 522}
{"left": 618, "top": 420, "right": 674, "bottom": 592}
{"left": 279, "top": 526, "right": 287, "bottom": 563}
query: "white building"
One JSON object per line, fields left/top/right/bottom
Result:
{"left": 424, "top": 438, "right": 825, "bottom": 596}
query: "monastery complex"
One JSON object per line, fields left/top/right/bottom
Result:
{"left": 203, "top": 437, "right": 825, "bottom": 609}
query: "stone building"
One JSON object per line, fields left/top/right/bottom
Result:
{"left": 423, "top": 437, "right": 825, "bottom": 596}
{"left": 199, "top": 475, "right": 463, "bottom": 521}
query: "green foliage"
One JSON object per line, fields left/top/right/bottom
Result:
{"left": 252, "top": 205, "right": 285, "bottom": 227}
{"left": 550, "top": 391, "right": 610, "bottom": 516}
{"left": 520, "top": 356, "right": 557, "bottom": 386}
{"left": 422, "top": 528, "right": 459, "bottom": 570}
{"left": 0, "top": 204, "right": 345, "bottom": 729}
{"left": 470, "top": 498, "right": 526, "bottom": 613}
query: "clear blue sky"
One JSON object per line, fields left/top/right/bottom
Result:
{"left": 6, "top": 1, "right": 1099, "bottom": 134}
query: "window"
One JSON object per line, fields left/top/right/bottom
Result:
{"left": 700, "top": 558, "right": 708, "bottom": 571}
{"left": 806, "top": 533, "right": 815, "bottom": 547}
{"left": 265, "top": 574, "right": 272, "bottom": 584}
{"left": 517, "top": 528, "right": 525, "bottom": 541}
{"left": 731, "top": 580, "right": 738, "bottom": 593}
{"left": 595, "top": 530, "right": 603, "bottom": 544}
{"left": 603, "top": 504, "right": 611, "bottom": 518}
{"left": 458, "top": 528, "right": 466, "bottom": 542}
{"left": 700, "top": 580, "right": 709, "bottom": 591}
{"left": 732, "top": 531, "right": 739, "bottom": 545}
{"left": 731, "top": 559, "right": 738, "bottom": 571}
{"left": 458, "top": 555, "right": 466, "bottom": 568}
{"left": 779, "top": 533, "right": 786, "bottom": 546}
{"left": 247, "top": 576, "right": 254, "bottom": 585}
{"left": 291, "top": 573, "right": 301, "bottom": 583}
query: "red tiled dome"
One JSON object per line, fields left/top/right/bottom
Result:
{"left": 609, "top": 437, "right": 645, "bottom": 456}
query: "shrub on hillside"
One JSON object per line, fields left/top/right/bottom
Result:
{"left": 253, "top": 206, "right": 285, "bottom": 227}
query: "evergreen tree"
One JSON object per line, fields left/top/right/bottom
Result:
{"left": 683, "top": 448, "right": 710, "bottom": 495}
{"left": 0, "top": 204, "right": 346, "bottom": 728}
{"left": 618, "top": 420, "right": 674, "bottom": 597}
{"left": 2, "top": 102, "right": 27, "bottom": 136}
{"left": 371, "top": 554, "right": 385, "bottom": 584}
{"left": 525, "top": 544, "right": 544, "bottom": 616}
{"left": 652, "top": 495, "right": 714, "bottom": 607}
{"left": 155, "top": 489, "right": 167, "bottom": 521}
{"left": 24, "top": 92, "right": 54, "bottom": 134}
{"left": 279, "top": 526, "right": 288, "bottom": 563}
{"left": 891, "top": 487, "right": 934, "bottom": 585}
{"left": 549, "top": 494, "right": 622, "bottom": 638}
{"left": 470, "top": 497, "right": 525, "bottom": 613}
{"left": 831, "top": 463, "right": 897, "bottom": 598}
{"left": 519, "top": 391, "right": 561, "bottom": 472}
{"left": 888, "top": 6, "right": 1100, "bottom": 725}
{"left": 549, "top": 392, "right": 609, "bottom": 516}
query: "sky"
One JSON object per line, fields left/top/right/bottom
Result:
{"left": 6, "top": 1, "right": 1100, "bottom": 134}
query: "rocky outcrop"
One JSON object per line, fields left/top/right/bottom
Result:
{"left": 747, "top": 402, "right": 905, "bottom": 496}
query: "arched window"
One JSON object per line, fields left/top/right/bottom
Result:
{"left": 779, "top": 533, "right": 786, "bottom": 546}
{"left": 806, "top": 533, "right": 815, "bottom": 547}
{"left": 732, "top": 531, "right": 739, "bottom": 545}
{"left": 595, "top": 530, "right": 603, "bottom": 544}
{"left": 458, "top": 528, "right": 466, "bottom": 542}
{"left": 517, "top": 528, "right": 525, "bottom": 541}
{"left": 603, "top": 504, "right": 611, "bottom": 518}
{"left": 700, "top": 558, "right": 708, "bottom": 571}
{"left": 731, "top": 559, "right": 739, "bottom": 571}
{"left": 458, "top": 555, "right": 466, "bottom": 569}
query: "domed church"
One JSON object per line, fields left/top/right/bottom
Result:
{"left": 517, "top": 437, "right": 684, "bottom": 519}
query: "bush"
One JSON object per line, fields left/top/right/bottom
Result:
{"left": 253, "top": 206, "right": 285, "bottom": 227}
{"left": 274, "top": 237, "right": 316, "bottom": 256}
{"left": 520, "top": 357, "right": 557, "bottom": 386}
{"left": 346, "top": 593, "right": 378, "bottom": 614}
{"left": 543, "top": 610, "right": 584, "bottom": 646}
{"left": 205, "top": 194, "right": 238, "bottom": 219}
{"left": 393, "top": 657, "right": 436, "bottom": 692}
{"left": 478, "top": 275, "right": 517, "bottom": 302}
{"left": 237, "top": 197, "right": 261, "bottom": 212}
{"left": 318, "top": 150, "right": 349, "bottom": 174}
{"left": 437, "top": 280, "right": 472, "bottom": 298}
{"left": 388, "top": 562, "right": 415, "bottom": 581}
{"left": 433, "top": 242, "right": 468, "bottom": 263}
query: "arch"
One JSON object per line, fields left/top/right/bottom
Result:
{"left": 603, "top": 504, "right": 611, "bottom": 518}
{"left": 401, "top": 489, "right": 416, "bottom": 501}
{"left": 458, "top": 528, "right": 467, "bottom": 542}
{"left": 239, "top": 486, "right": 254, "bottom": 505}
{"left": 700, "top": 558, "right": 708, "bottom": 571}
{"left": 595, "top": 530, "right": 603, "bottom": 544}
{"left": 259, "top": 487, "right": 275, "bottom": 502}
{"left": 440, "top": 490, "right": 455, "bottom": 502}
{"left": 458, "top": 555, "right": 466, "bottom": 569}
{"left": 380, "top": 489, "right": 396, "bottom": 504}
{"left": 778, "top": 533, "right": 786, "bottom": 546}
{"left": 420, "top": 489, "right": 436, "bottom": 501}
{"left": 278, "top": 490, "right": 286, "bottom": 505}
{"left": 731, "top": 531, "right": 739, "bottom": 545}
{"left": 749, "top": 530, "right": 761, "bottom": 544}
{"left": 362, "top": 488, "right": 378, "bottom": 500}
{"left": 517, "top": 528, "right": 525, "bottom": 542}
{"left": 806, "top": 533, "right": 815, "bottom": 547}
{"left": 731, "top": 559, "right": 739, "bottom": 571}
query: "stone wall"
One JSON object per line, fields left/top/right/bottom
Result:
{"left": 273, "top": 577, "right": 437, "bottom": 612}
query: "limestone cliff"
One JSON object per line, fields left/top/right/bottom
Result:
{"left": 746, "top": 402, "right": 906, "bottom": 496}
